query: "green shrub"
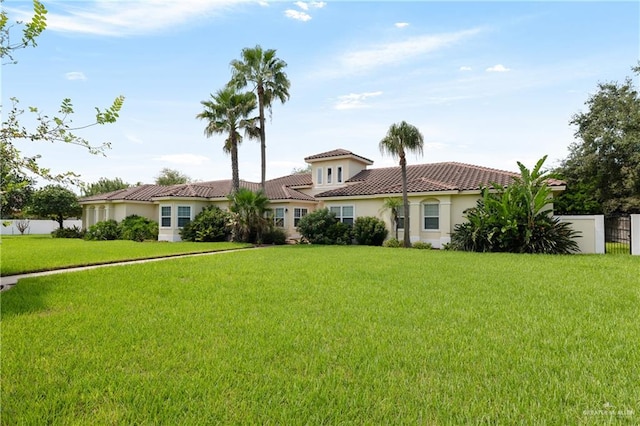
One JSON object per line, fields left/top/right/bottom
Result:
{"left": 383, "top": 238, "right": 403, "bottom": 248}
{"left": 85, "top": 219, "right": 120, "bottom": 241}
{"left": 411, "top": 241, "right": 432, "bottom": 250}
{"left": 51, "top": 226, "right": 85, "bottom": 239}
{"left": 330, "top": 221, "right": 354, "bottom": 245}
{"left": 180, "top": 206, "right": 231, "bottom": 242}
{"left": 353, "top": 216, "right": 388, "bottom": 246}
{"left": 262, "top": 227, "right": 288, "bottom": 245}
{"left": 296, "top": 208, "right": 354, "bottom": 245}
{"left": 118, "top": 215, "right": 158, "bottom": 242}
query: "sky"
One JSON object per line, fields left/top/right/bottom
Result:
{"left": 3, "top": 0, "right": 639, "bottom": 190}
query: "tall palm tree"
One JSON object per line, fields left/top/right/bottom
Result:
{"left": 229, "top": 45, "right": 291, "bottom": 191}
{"left": 196, "top": 86, "right": 257, "bottom": 193}
{"left": 379, "top": 121, "right": 424, "bottom": 248}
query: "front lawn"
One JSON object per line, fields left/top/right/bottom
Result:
{"left": 0, "top": 235, "right": 251, "bottom": 275}
{"left": 2, "top": 246, "right": 638, "bottom": 424}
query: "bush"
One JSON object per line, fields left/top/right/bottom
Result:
{"left": 51, "top": 225, "right": 85, "bottom": 239}
{"left": 118, "top": 215, "right": 158, "bottom": 242}
{"left": 411, "top": 241, "right": 432, "bottom": 250}
{"left": 353, "top": 216, "right": 388, "bottom": 246}
{"left": 297, "top": 208, "right": 353, "bottom": 245}
{"left": 262, "top": 227, "right": 288, "bottom": 245}
{"left": 180, "top": 206, "right": 231, "bottom": 242}
{"left": 85, "top": 219, "right": 120, "bottom": 241}
{"left": 383, "top": 238, "right": 403, "bottom": 248}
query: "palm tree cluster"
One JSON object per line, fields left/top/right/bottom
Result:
{"left": 196, "top": 45, "right": 290, "bottom": 194}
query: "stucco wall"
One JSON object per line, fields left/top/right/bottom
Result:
{"left": 1, "top": 219, "right": 82, "bottom": 235}
{"left": 555, "top": 215, "right": 605, "bottom": 254}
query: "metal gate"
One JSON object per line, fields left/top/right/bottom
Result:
{"left": 604, "top": 215, "right": 631, "bottom": 254}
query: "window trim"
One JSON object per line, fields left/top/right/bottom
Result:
{"left": 330, "top": 205, "right": 355, "bottom": 225}
{"left": 396, "top": 205, "right": 405, "bottom": 230}
{"left": 423, "top": 202, "right": 440, "bottom": 231}
{"left": 327, "top": 167, "right": 333, "bottom": 184}
{"left": 273, "top": 207, "right": 285, "bottom": 228}
{"left": 316, "top": 167, "right": 323, "bottom": 185}
{"left": 160, "top": 205, "right": 171, "bottom": 228}
{"left": 337, "top": 166, "right": 343, "bottom": 183}
{"left": 294, "top": 207, "right": 308, "bottom": 227}
{"left": 177, "top": 205, "right": 192, "bottom": 228}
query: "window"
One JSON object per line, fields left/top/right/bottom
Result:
{"left": 396, "top": 205, "right": 405, "bottom": 229}
{"left": 177, "top": 206, "right": 191, "bottom": 227}
{"left": 294, "top": 208, "right": 308, "bottom": 227}
{"left": 316, "top": 167, "right": 323, "bottom": 184}
{"left": 337, "top": 166, "right": 343, "bottom": 183}
{"left": 423, "top": 203, "right": 439, "bottom": 230}
{"left": 273, "top": 207, "right": 285, "bottom": 227}
{"left": 327, "top": 167, "right": 333, "bottom": 184}
{"left": 161, "top": 206, "right": 171, "bottom": 227}
{"left": 330, "top": 205, "right": 354, "bottom": 225}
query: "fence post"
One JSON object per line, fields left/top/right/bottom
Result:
{"left": 631, "top": 214, "right": 640, "bottom": 256}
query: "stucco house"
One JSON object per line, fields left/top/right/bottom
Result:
{"left": 79, "top": 148, "right": 565, "bottom": 246}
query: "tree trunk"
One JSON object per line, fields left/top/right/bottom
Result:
{"left": 400, "top": 153, "right": 411, "bottom": 247}
{"left": 230, "top": 136, "right": 240, "bottom": 193}
{"left": 258, "top": 85, "right": 266, "bottom": 191}
{"left": 57, "top": 214, "right": 64, "bottom": 229}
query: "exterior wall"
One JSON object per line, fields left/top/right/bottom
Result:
{"left": 308, "top": 158, "right": 369, "bottom": 196}
{"left": 157, "top": 200, "right": 211, "bottom": 242}
{"left": 82, "top": 202, "right": 158, "bottom": 229}
{"left": 1, "top": 219, "right": 82, "bottom": 235}
{"left": 555, "top": 215, "right": 605, "bottom": 254}
{"left": 269, "top": 201, "right": 317, "bottom": 240}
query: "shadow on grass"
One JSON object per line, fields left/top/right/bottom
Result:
{"left": 0, "top": 278, "right": 53, "bottom": 319}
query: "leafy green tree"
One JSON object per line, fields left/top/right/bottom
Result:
{"left": 196, "top": 86, "right": 257, "bottom": 193}
{"left": 451, "top": 156, "right": 580, "bottom": 254}
{"left": 1, "top": 0, "right": 124, "bottom": 187}
{"left": 154, "top": 168, "right": 190, "bottom": 186}
{"left": 228, "top": 188, "right": 270, "bottom": 243}
{"left": 291, "top": 164, "right": 311, "bottom": 174}
{"left": 555, "top": 64, "right": 640, "bottom": 214}
{"left": 230, "top": 45, "right": 291, "bottom": 190}
{"left": 29, "top": 185, "right": 82, "bottom": 229}
{"left": 379, "top": 121, "right": 424, "bottom": 248}
{"left": 81, "top": 177, "right": 131, "bottom": 197}
{"left": 0, "top": 168, "right": 34, "bottom": 218}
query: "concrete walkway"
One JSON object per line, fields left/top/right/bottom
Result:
{"left": 0, "top": 247, "right": 261, "bottom": 292}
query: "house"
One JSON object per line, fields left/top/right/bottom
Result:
{"left": 79, "top": 148, "right": 565, "bottom": 246}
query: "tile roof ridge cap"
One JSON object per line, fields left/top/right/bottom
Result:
{"left": 447, "top": 161, "right": 517, "bottom": 174}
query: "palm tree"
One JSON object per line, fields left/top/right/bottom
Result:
{"left": 381, "top": 197, "right": 403, "bottom": 240}
{"left": 379, "top": 121, "right": 424, "bottom": 248}
{"left": 196, "top": 86, "right": 257, "bottom": 193}
{"left": 229, "top": 45, "right": 291, "bottom": 191}
{"left": 228, "top": 188, "right": 271, "bottom": 243}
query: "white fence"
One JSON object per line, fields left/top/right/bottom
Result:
{"left": 632, "top": 215, "right": 640, "bottom": 255}
{"left": 555, "top": 215, "right": 605, "bottom": 254}
{"left": 0, "top": 219, "right": 82, "bottom": 236}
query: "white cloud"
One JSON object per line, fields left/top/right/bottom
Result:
{"left": 309, "top": 1, "right": 326, "bottom": 9}
{"left": 154, "top": 154, "right": 210, "bottom": 166}
{"left": 294, "top": 1, "right": 309, "bottom": 11}
{"left": 65, "top": 71, "right": 87, "bottom": 81}
{"left": 7, "top": 0, "right": 253, "bottom": 36}
{"left": 459, "top": 66, "right": 472, "bottom": 71}
{"left": 336, "top": 28, "right": 483, "bottom": 76}
{"left": 395, "top": 22, "right": 410, "bottom": 28}
{"left": 285, "top": 9, "right": 312, "bottom": 21}
{"left": 125, "top": 133, "right": 143, "bottom": 144}
{"left": 334, "top": 91, "right": 383, "bottom": 110}
{"left": 486, "top": 64, "right": 511, "bottom": 72}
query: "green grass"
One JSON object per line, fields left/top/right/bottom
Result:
{"left": 606, "top": 241, "right": 631, "bottom": 255}
{"left": 2, "top": 246, "right": 639, "bottom": 424}
{"left": 0, "top": 235, "right": 251, "bottom": 275}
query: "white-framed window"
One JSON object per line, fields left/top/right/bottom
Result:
{"left": 294, "top": 208, "right": 308, "bottom": 227}
{"left": 177, "top": 206, "right": 191, "bottom": 227}
{"left": 327, "top": 167, "right": 333, "bottom": 184}
{"left": 397, "top": 205, "right": 405, "bottom": 229}
{"left": 161, "top": 206, "right": 171, "bottom": 227}
{"left": 273, "top": 207, "right": 285, "bottom": 227}
{"left": 316, "top": 167, "right": 323, "bottom": 185}
{"left": 423, "top": 203, "right": 439, "bottom": 230}
{"left": 330, "top": 205, "right": 354, "bottom": 225}
{"left": 337, "top": 166, "right": 343, "bottom": 183}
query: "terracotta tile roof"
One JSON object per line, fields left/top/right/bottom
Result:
{"left": 79, "top": 185, "right": 167, "bottom": 202}
{"left": 304, "top": 149, "right": 373, "bottom": 164}
{"left": 316, "top": 162, "right": 523, "bottom": 197}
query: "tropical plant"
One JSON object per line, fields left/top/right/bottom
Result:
{"left": 381, "top": 197, "right": 402, "bottom": 240}
{"left": 450, "top": 156, "right": 581, "bottom": 254}
{"left": 379, "top": 121, "right": 424, "bottom": 248}
{"left": 28, "top": 185, "right": 82, "bottom": 229}
{"left": 197, "top": 86, "right": 258, "bottom": 193}
{"left": 228, "top": 188, "right": 271, "bottom": 243}
{"left": 180, "top": 206, "right": 231, "bottom": 242}
{"left": 229, "top": 45, "right": 291, "bottom": 190}
{"left": 353, "top": 216, "right": 388, "bottom": 246}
